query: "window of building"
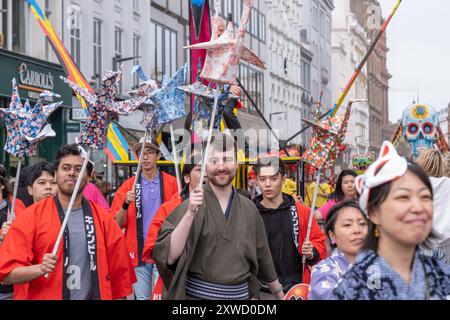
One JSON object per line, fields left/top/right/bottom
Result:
{"left": 133, "top": 0, "right": 139, "bottom": 12}
{"left": 239, "top": 64, "right": 264, "bottom": 115}
{"left": 0, "top": 0, "right": 26, "bottom": 52}
{"left": 133, "top": 34, "right": 140, "bottom": 89}
{"left": 93, "top": 18, "right": 102, "bottom": 88}
{"left": 67, "top": 4, "right": 81, "bottom": 68}
{"left": 150, "top": 21, "right": 177, "bottom": 82}
{"left": 209, "top": 0, "right": 266, "bottom": 42}
{"left": 114, "top": 27, "right": 123, "bottom": 93}
{"left": 301, "top": 59, "right": 311, "bottom": 92}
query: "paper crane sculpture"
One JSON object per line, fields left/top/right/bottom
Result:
{"left": 151, "top": 64, "right": 188, "bottom": 125}
{"left": 184, "top": 0, "right": 265, "bottom": 85}
{"left": 61, "top": 67, "right": 148, "bottom": 150}
{"left": 129, "top": 64, "right": 187, "bottom": 130}
{"left": 128, "top": 65, "right": 158, "bottom": 98}
{"left": 178, "top": 60, "right": 235, "bottom": 136}
{"left": 302, "top": 104, "right": 352, "bottom": 169}
{"left": 0, "top": 79, "right": 62, "bottom": 158}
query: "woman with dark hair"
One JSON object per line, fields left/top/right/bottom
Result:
{"left": 315, "top": 170, "right": 357, "bottom": 223}
{"left": 309, "top": 199, "right": 369, "bottom": 300}
{"left": 332, "top": 142, "right": 450, "bottom": 300}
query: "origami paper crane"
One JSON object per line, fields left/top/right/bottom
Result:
{"left": 302, "top": 103, "right": 352, "bottom": 169}
{"left": 184, "top": 0, "right": 265, "bottom": 85}
{"left": 178, "top": 59, "right": 238, "bottom": 138}
{"left": 0, "top": 79, "right": 62, "bottom": 158}
{"left": 151, "top": 64, "right": 188, "bottom": 125}
{"left": 128, "top": 64, "right": 187, "bottom": 131}
{"left": 128, "top": 65, "right": 158, "bottom": 98}
{"left": 61, "top": 66, "right": 148, "bottom": 150}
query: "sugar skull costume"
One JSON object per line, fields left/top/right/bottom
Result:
{"left": 402, "top": 103, "right": 439, "bottom": 158}
{"left": 392, "top": 103, "right": 449, "bottom": 159}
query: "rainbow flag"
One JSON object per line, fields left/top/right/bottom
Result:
{"left": 26, "top": 0, "right": 135, "bottom": 162}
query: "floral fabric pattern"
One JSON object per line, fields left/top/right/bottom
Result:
{"left": 332, "top": 250, "right": 450, "bottom": 300}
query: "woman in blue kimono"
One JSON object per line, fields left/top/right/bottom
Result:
{"left": 332, "top": 141, "right": 450, "bottom": 300}
{"left": 309, "top": 199, "right": 369, "bottom": 300}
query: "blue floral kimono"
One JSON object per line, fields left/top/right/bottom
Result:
{"left": 309, "top": 249, "right": 352, "bottom": 300}
{"left": 332, "top": 250, "right": 450, "bottom": 300}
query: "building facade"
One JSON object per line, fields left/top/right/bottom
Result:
{"left": 265, "top": 0, "right": 302, "bottom": 145}
{"left": 0, "top": 0, "right": 72, "bottom": 173}
{"left": 209, "top": 0, "right": 269, "bottom": 151}
{"left": 438, "top": 103, "right": 450, "bottom": 144}
{"left": 299, "top": 0, "right": 333, "bottom": 145}
{"left": 331, "top": 0, "right": 369, "bottom": 164}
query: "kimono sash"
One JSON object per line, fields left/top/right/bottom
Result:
{"left": 54, "top": 196, "right": 101, "bottom": 300}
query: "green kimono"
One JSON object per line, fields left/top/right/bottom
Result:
{"left": 153, "top": 184, "right": 278, "bottom": 300}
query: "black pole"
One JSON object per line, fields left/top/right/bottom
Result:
{"left": 282, "top": 109, "right": 330, "bottom": 145}
{"left": 236, "top": 77, "right": 291, "bottom": 156}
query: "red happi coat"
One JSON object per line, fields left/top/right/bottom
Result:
{"left": 110, "top": 172, "right": 179, "bottom": 267}
{"left": 295, "top": 203, "right": 327, "bottom": 284}
{"left": 142, "top": 195, "right": 182, "bottom": 264}
{"left": 0, "top": 197, "right": 136, "bottom": 300}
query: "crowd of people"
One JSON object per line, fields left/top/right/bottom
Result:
{"left": 0, "top": 133, "right": 449, "bottom": 300}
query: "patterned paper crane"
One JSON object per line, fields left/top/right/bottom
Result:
{"left": 0, "top": 79, "right": 62, "bottom": 158}
{"left": 184, "top": 0, "right": 265, "bottom": 85}
{"left": 61, "top": 67, "right": 148, "bottom": 150}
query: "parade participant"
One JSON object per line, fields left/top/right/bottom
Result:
{"left": 247, "top": 170, "right": 260, "bottom": 200}
{"left": 153, "top": 132, "right": 284, "bottom": 300}
{"left": 111, "top": 137, "right": 178, "bottom": 300}
{"left": 4, "top": 162, "right": 57, "bottom": 300}
{"left": 316, "top": 174, "right": 332, "bottom": 208}
{"left": 332, "top": 142, "right": 450, "bottom": 300}
{"left": 1, "top": 162, "right": 58, "bottom": 251}
{"left": 82, "top": 163, "right": 110, "bottom": 211}
{"left": 142, "top": 154, "right": 205, "bottom": 264}
{"left": 304, "top": 174, "right": 315, "bottom": 207}
{"left": 0, "top": 165, "right": 26, "bottom": 213}
{"left": 417, "top": 149, "right": 450, "bottom": 263}
{"left": 309, "top": 199, "right": 369, "bottom": 300}
{"left": 253, "top": 157, "right": 326, "bottom": 297}
{"left": 315, "top": 170, "right": 357, "bottom": 223}
{"left": 0, "top": 144, "right": 136, "bottom": 300}
{"left": 0, "top": 174, "right": 14, "bottom": 299}
{"left": 26, "top": 162, "right": 57, "bottom": 204}
{"left": 141, "top": 154, "right": 207, "bottom": 299}
{"left": 17, "top": 166, "right": 35, "bottom": 207}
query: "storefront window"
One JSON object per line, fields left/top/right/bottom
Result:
{"left": 0, "top": 0, "right": 26, "bottom": 53}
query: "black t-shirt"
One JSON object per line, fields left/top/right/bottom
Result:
{"left": 255, "top": 195, "right": 302, "bottom": 291}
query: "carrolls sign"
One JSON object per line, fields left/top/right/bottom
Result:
{"left": 19, "top": 63, "right": 54, "bottom": 91}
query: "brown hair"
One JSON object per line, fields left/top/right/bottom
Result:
{"left": 417, "top": 149, "right": 444, "bottom": 178}
{"left": 203, "top": 131, "right": 238, "bottom": 160}
{"left": 253, "top": 156, "right": 286, "bottom": 177}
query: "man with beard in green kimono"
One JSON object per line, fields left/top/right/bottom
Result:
{"left": 153, "top": 132, "right": 284, "bottom": 300}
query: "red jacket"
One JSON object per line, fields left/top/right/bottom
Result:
{"left": 0, "top": 197, "right": 136, "bottom": 300}
{"left": 111, "top": 172, "right": 178, "bottom": 267}
{"left": 142, "top": 195, "right": 182, "bottom": 264}
{"left": 295, "top": 202, "right": 327, "bottom": 284}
